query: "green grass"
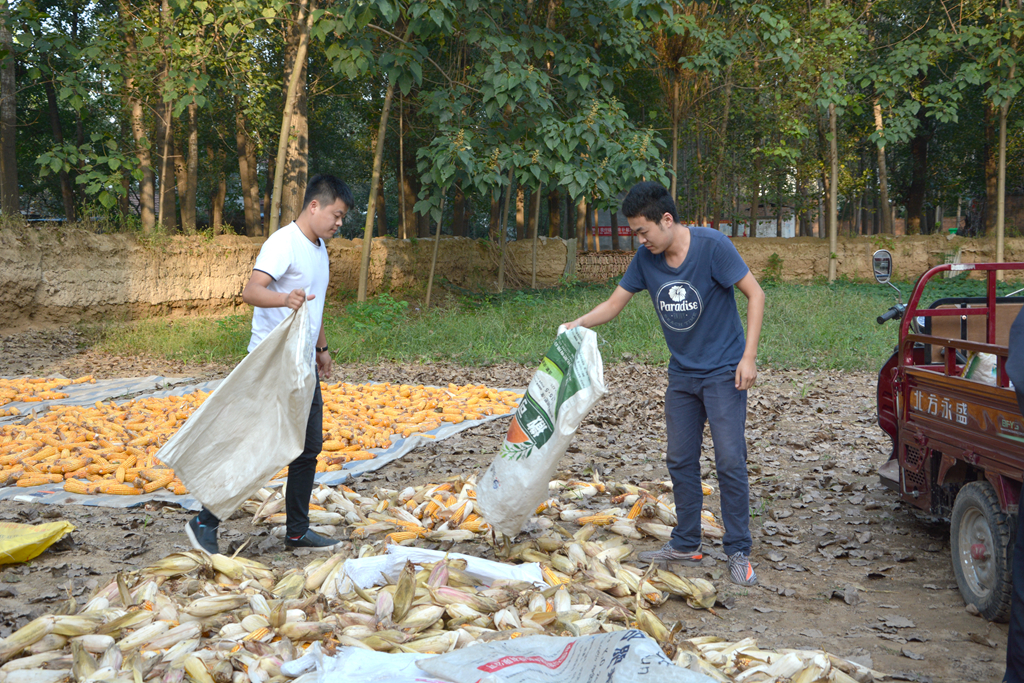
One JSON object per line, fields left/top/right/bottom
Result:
{"left": 93, "top": 274, "right": 1024, "bottom": 372}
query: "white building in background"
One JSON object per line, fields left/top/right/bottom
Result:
{"left": 582, "top": 204, "right": 797, "bottom": 251}
{"left": 716, "top": 216, "right": 797, "bottom": 238}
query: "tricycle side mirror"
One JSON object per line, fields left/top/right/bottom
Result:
{"left": 872, "top": 250, "right": 893, "bottom": 284}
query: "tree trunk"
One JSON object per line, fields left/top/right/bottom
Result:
{"left": 530, "top": 184, "right": 542, "bottom": 288}
{"left": 398, "top": 96, "right": 407, "bottom": 238}
{"left": 121, "top": 2, "right": 155, "bottom": 232}
{"left": 263, "top": 150, "right": 274, "bottom": 232}
{"left": 129, "top": 95, "right": 155, "bottom": 232}
{"left": 0, "top": 6, "right": 17, "bottom": 218}
{"left": 775, "top": 174, "right": 783, "bottom": 238}
{"left": 548, "top": 188, "right": 561, "bottom": 238}
{"left": 749, "top": 171, "right": 759, "bottom": 238}
{"left": 828, "top": 102, "right": 838, "bottom": 281}
{"left": 357, "top": 76, "right": 394, "bottom": 301}
{"left": 209, "top": 147, "right": 225, "bottom": 235}
{"left": 452, "top": 181, "right": 467, "bottom": 237}
{"left": 905, "top": 113, "right": 929, "bottom": 236}
{"left": 280, "top": 0, "right": 310, "bottom": 226}
{"left": 872, "top": 99, "right": 892, "bottom": 234}
{"left": 180, "top": 101, "right": 198, "bottom": 232}
{"left": 985, "top": 104, "right": 998, "bottom": 235}
{"left": 497, "top": 167, "right": 513, "bottom": 292}
{"left": 515, "top": 186, "right": 526, "bottom": 240}
{"left": 155, "top": 0, "right": 177, "bottom": 231}
{"left": 730, "top": 172, "right": 738, "bottom": 237}
{"left": 489, "top": 192, "right": 500, "bottom": 241}
{"left": 155, "top": 99, "right": 178, "bottom": 231}
{"left": 401, "top": 158, "right": 419, "bottom": 240}
{"left": 527, "top": 187, "right": 539, "bottom": 239}
{"left": 854, "top": 195, "right": 862, "bottom": 236}
{"left": 424, "top": 193, "right": 446, "bottom": 308}
{"left": 418, "top": 212, "right": 429, "bottom": 237}
{"left": 174, "top": 143, "right": 188, "bottom": 231}
{"left": 710, "top": 68, "right": 732, "bottom": 231}
{"left": 575, "top": 197, "right": 586, "bottom": 249}
{"left": 610, "top": 209, "right": 620, "bottom": 250}
{"left": 670, "top": 78, "right": 679, "bottom": 205}
{"left": 270, "top": 0, "right": 312, "bottom": 234}
{"left": 996, "top": 76, "right": 1014, "bottom": 269}
{"left": 872, "top": 191, "right": 879, "bottom": 234}
{"left": 375, "top": 174, "right": 388, "bottom": 237}
{"left": 235, "top": 101, "right": 258, "bottom": 236}
{"left": 43, "top": 82, "right": 75, "bottom": 221}
{"left": 579, "top": 198, "right": 589, "bottom": 251}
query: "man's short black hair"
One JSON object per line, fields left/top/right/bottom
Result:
{"left": 621, "top": 181, "right": 678, "bottom": 223}
{"left": 303, "top": 174, "right": 354, "bottom": 212}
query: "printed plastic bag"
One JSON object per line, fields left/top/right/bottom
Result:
{"left": 416, "top": 630, "right": 715, "bottom": 683}
{"left": 156, "top": 304, "right": 316, "bottom": 520}
{"left": 0, "top": 521, "right": 75, "bottom": 565}
{"left": 477, "top": 326, "right": 606, "bottom": 536}
{"left": 963, "top": 352, "right": 1003, "bottom": 387}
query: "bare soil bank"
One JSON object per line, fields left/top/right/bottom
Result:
{"left": 3, "top": 225, "right": 1020, "bottom": 332}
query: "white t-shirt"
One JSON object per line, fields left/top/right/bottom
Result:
{"left": 248, "top": 222, "right": 329, "bottom": 354}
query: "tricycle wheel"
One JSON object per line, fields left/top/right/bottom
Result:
{"left": 950, "top": 481, "right": 1013, "bottom": 622}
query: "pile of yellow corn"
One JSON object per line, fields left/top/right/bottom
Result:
{"left": 0, "top": 381, "right": 520, "bottom": 497}
{"left": 0, "top": 545, "right": 883, "bottom": 682}
{"left": 0, "top": 376, "right": 95, "bottom": 416}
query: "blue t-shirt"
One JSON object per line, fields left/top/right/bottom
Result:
{"left": 619, "top": 227, "right": 749, "bottom": 378}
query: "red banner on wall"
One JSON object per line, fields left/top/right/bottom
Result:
{"left": 594, "top": 226, "right": 633, "bottom": 237}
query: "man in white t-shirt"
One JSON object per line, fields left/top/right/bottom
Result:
{"left": 185, "top": 174, "right": 353, "bottom": 554}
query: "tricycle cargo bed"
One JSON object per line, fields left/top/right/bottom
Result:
{"left": 872, "top": 256, "right": 1024, "bottom": 622}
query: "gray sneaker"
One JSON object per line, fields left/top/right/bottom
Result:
{"left": 637, "top": 542, "right": 703, "bottom": 567}
{"left": 728, "top": 552, "right": 757, "bottom": 586}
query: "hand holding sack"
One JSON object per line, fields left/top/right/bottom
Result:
{"left": 477, "top": 326, "right": 607, "bottom": 537}
{"left": 156, "top": 303, "right": 317, "bottom": 520}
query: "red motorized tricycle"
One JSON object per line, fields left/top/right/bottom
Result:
{"left": 873, "top": 250, "right": 1024, "bottom": 621}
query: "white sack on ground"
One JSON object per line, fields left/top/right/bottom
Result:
{"left": 342, "top": 545, "right": 544, "bottom": 590}
{"left": 477, "top": 326, "right": 606, "bottom": 536}
{"left": 155, "top": 304, "right": 316, "bottom": 520}
{"left": 416, "top": 630, "right": 716, "bottom": 683}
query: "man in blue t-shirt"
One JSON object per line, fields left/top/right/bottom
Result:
{"left": 564, "top": 181, "right": 765, "bottom": 586}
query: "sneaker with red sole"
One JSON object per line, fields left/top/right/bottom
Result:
{"left": 637, "top": 542, "right": 703, "bottom": 567}
{"left": 728, "top": 552, "right": 758, "bottom": 586}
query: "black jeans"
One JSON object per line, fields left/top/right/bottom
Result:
{"left": 198, "top": 379, "right": 323, "bottom": 538}
{"left": 664, "top": 371, "right": 752, "bottom": 557}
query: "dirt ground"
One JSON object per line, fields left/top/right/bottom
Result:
{"left": 0, "top": 329, "right": 1009, "bottom": 683}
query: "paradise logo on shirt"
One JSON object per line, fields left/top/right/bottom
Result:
{"left": 655, "top": 280, "right": 702, "bottom": 331}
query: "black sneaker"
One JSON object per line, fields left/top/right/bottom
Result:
{"left": 284, "top": 529, "right": 339, "bottom": 550}
{"left": 185, "top": 516, "right": 219, "bottom": 555}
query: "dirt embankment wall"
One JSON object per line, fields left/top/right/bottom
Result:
{"left": 733, "top": 234, "right": 1024, "bottom": 282}
{"left": 0, "top": 229, "right": 568, "bottom": 332}
{"left": 4, "top": 227, "right": 1023, "bottom": 332}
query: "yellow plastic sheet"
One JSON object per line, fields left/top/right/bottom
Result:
{"left": 0, "top": 521, "right": 75, "bottom": 565}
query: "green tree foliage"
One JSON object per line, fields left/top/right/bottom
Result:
{"left": 3, "top": 0, "right": 1020, "bottom": 267}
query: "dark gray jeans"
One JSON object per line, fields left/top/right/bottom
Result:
{"left": 664, "top": 371, "right": 752, "bottom": 557}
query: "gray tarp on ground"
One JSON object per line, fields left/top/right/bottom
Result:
{"left": 0, "top": 377, "right": 516, "bottom": 510}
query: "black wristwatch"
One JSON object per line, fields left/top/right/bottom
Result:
{"left": 316, "top": 345, "right": 329, "bottom": 353}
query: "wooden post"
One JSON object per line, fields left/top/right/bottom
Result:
{"left": 424, "top": 194, "right": 447, "bottom": 308}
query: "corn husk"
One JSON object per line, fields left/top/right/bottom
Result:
{"left": 0, "top": 476, "right": 889, "bottom": 683}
